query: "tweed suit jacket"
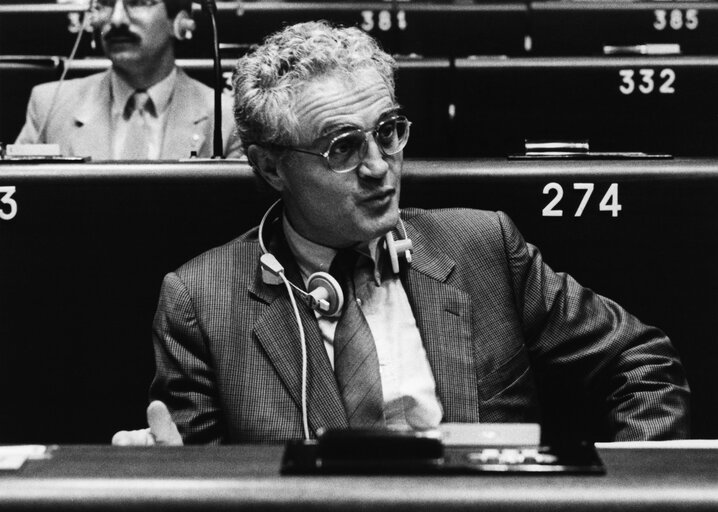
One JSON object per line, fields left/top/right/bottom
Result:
{"left": 150, "top": 208, "right": 690, "bottom": 444}
{"left": 15, "top": 69, "right": 242, "bottom": 160}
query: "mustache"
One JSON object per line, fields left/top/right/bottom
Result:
{"left": 103, "top": 25, "right": 140, "bottom": 43}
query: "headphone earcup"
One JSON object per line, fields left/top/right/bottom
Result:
{"left": 385, "top": 231, "right": 414, "bottom": 274}
{"left": 307, "top": 272, "right": 344, "bottom": 318}
{"left": 173, "top": 11, "right": 196, "bottom": 40}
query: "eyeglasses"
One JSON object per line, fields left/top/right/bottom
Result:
{"left": 93, "top": 0, "right": 163, "bottom": 14}
{"left": 281, "top": 115, "right": 411, "bottom": 174}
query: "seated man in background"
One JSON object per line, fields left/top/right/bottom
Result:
{"left": 114, "top": 21, "right": 690, "bottom": 446}
{"left": 15, "top": 0, "right": 241, "bottom": 160}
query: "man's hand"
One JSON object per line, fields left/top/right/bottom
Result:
{"left": 111, "top": 400, "right": 183, "bottom": 446}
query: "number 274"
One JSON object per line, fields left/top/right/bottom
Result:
{"left": 542, "top": 182, "right": 622, "bottom": 217}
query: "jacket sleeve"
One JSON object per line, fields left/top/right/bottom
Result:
{"left": 149, "top": 271, "right": 227, "bottom": 444}
{"left": 497, "top": 211, "right": 691, "bottom": 441}
{"left": 221, "top": 93, "right": 244, "bottom": 159}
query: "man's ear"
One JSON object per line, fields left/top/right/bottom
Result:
{"left": 247, "top": 144, "right": 285, "bottom": 193}
{"left": 172, "top": 10, "right": 196, "bottom": 40}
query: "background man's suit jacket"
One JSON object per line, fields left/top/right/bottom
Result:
{"left": 15, "top": 69, "right": 242, "bottom": 159}
{"left": 150, "top": 208, "right": 690, "bottom": 444}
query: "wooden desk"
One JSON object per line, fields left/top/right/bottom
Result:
{"left": 0, "top": 445, "right": 717, "bottom": 511}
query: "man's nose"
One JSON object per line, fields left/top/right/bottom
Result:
{"left": 357, "top": 134, "right": 390, "bottom": 179}
{"left": 109, "top": 0, "right": 131, "bottom": 26}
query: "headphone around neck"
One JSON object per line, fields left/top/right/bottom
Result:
{"left": 258, "top": 199, "right": 414, "bottom": 318}
{"left": 257, "top": 199, "right": 413, "bottom": 440}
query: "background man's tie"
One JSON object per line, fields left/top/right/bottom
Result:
{"left": 330, "top": 249, "right": 386, "bottom": 427}
{"left": 120, "top": 91, "right": 152, "bottom": 160}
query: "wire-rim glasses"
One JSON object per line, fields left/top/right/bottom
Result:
{"left": 280, "top": 115, "right": 411, "bottom": 174}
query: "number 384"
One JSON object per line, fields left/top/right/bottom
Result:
{"left": 542, "top": 183, "right": 621, "bottom": 217}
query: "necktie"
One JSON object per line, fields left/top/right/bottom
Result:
{"left": 330, "top": 249, "right": 386, "bottom": 428}
{"left": 120, "top": 91, "right": 152, "bottom": 160}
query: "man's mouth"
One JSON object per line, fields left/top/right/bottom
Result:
{"left": 361, "top": 188, "right": 395, "bottom": 205}
{"left": 105, "top": 36, "right": 139, "bottom": 45}
{"left": 103, "top": 29, "right": 140, "bottom": 45}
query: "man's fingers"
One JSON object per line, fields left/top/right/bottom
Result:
{"left": 111, "top": 428, "right": 155, "bottom": 446}
{"left": 110, "top": 401, "right": 183, "bottom": 446}
{"left": 147, "top": 400, "right": 183, "bottom": 445}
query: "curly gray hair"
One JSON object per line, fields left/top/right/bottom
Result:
{"left": 231, "top": 21, "right": 397, "bottom": 150}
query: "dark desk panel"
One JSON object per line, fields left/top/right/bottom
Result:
{"left": 206, "top": 2, "right": 528, "bottom": 59}
{"left": 0, "top": 59, "right": 60, "bottom": 144}
{"left": 530, "top": 2, "right": 718, "bottom": 56}
{"left": 0, "top": 4, "right": 97, "bottom": 58}
{"left": 216, "top": 2, "right": 403, "bottom": 59}
{"left": 1, "top": 446, "right": 718, "bottom": 511}
{"left": 454, "top": 56, "right": 718, "bottom": 157}
{"left": 391, "top": 3, "right": 528, "bottom": 58}
{"left": 0, "top": 162, "right": 266, "bottom": 444}
{"left": 1, "top": 159, "right": 717, "bottom": 443}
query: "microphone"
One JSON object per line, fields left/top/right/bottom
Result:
{"left": 196, "top": 0, "right": 223, "bottom": 158}
{"left": 35, "top": 3, "right": 94, "bottom": 144}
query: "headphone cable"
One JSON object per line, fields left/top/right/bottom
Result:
{"left": 36, "top": 5, "right": 91, "bottom": 143}
{"left": 279, "top": 271, "right": 311, "bottom": 441}
{"left": 259, "top": 198, "right": 310, "bottom": 440}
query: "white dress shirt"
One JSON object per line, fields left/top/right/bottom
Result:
{"left": 110, "top": 68, "right": 177, "bottom": 160}
{"left": 282, "top": 216, "right": 444, "bottom": 430}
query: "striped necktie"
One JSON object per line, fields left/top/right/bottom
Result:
{"left": 120, "top": 90, "right": 152, "bottom": 160}
{"left": 330, "top": 249, "right": 386, "bottom": 428}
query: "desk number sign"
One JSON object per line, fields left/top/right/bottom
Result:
{"left": 543, "top": 183, "right": 621, "bottom": 218}
{"left": 0, "top": 186, "right": 17, "bottom": 221}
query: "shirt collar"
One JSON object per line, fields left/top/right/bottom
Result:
{"left": 282, "top": 215, "right": 385, "bottom": 285}
{"left": 110, "top": 67, "right": 178, "bottom": 117}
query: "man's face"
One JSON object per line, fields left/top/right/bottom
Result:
{"left": 276, "top": 70, "right": 403, "bottom": 249}
{"left": 98, "top": 0, "right": 175, "bottom": 72}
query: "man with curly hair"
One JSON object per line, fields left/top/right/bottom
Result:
{"left": 114, "top": 21, "right": 689, "bottom": 446}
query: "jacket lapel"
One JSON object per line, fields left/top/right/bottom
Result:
{"left": 70, "top": 71, "right": 112, "bottom": 160}
{"left": 162, "top": 69, "right": 209, "bottom": 159}
{"left": 248, "top": 224, "right": 348, "bottom": 435}
{"left": 401, "top": 220, "right": 480, "bottom": 423}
